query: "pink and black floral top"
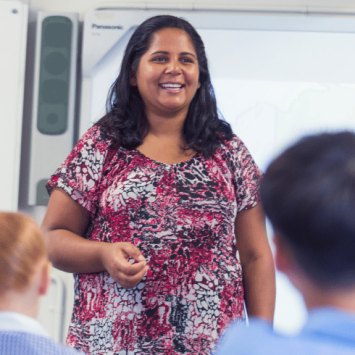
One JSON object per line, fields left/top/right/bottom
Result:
{"left": 47, "top": 125, "right": 262, "bottom": 355}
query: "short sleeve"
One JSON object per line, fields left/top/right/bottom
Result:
{"left": 46, "top": 125, "right": 109, "bottom": 217}
{"left": 223, "top": 137, "right": 263, "bottom": 213}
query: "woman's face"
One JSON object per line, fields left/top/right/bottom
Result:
{"left": 130, "top": 27, "right": 201, "bottom": 118}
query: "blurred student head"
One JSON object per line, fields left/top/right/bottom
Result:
{"left": 261, "top": 132, "right": 355, "bottom": 298}
{"left": 0, "top": 212, "right": 50, "bottom": 317}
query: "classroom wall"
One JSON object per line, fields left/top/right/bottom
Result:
{"left": 24, "top": 0, "right": 355, "bottom": 17}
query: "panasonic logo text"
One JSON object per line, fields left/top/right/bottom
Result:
{"left": 92, "top": 24, "right": 123, "bottom": 30}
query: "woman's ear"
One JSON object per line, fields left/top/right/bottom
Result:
{"left": 130, "top": 70, "right": 137, "bottom": 86}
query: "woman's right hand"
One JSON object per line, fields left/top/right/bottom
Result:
{"left": 99, "top": 242, "right": 149, "bottom": 289}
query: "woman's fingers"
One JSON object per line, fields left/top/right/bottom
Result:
{"left": 116, "top": 250, "right": 148, "bottom": 276}
{"left": 116, "top": 263, "right": 149, "bottom": 289}
{"left": 119, "top": 242, "right": 147, "bottom": 263}
{"left": 100, "top": 242, "right": 149, "bottom": 288}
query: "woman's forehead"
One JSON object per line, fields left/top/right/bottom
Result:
{"left": 147, "top": 27, "right": 196, "bottom": 54}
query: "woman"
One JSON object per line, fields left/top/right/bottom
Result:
{"left": 42, "top": 15, "right": 275, "bottom": 355}
{"left": 0, "top": 212, "right": 82, "bottom": 355}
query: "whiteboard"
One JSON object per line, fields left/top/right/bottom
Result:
{"left": 0, "top": 1, "right": 28, "bottom": 211}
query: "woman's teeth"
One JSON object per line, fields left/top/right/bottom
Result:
{"left": 160, "top": 84, "right": 183, "bottom": 88}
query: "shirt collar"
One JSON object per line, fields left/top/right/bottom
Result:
{"left": 302, "top": 308, "right": 355, "bottom": 345}
{"left": 0, "top": 311, "right": 50, "bottom": 338}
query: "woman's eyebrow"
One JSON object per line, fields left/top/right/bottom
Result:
{"left": 150, "top": 51, "right": 197, "bottom": 59}
{"left": 181, "top": 52, "right": 197, "bottom": 59}
{"left": 150, "top": 51, "right": 169, "bottom": 56}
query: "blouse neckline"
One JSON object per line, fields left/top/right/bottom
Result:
{"left": 132, "top": 148, "right": 201, "bottom": 167}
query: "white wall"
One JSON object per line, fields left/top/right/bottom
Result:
{"left": 24, "top": 0, "right": 355, "bottom": 18}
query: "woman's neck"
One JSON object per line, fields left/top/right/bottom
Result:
{"left": 145, "top": 107, "right": 188, "bottom": 141}
{"left": 137, "top": 109, "right": 196, "bottom": 164}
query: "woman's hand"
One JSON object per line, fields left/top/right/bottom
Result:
{"left": 99, "top": 242, "right": 149, "bottom": 288}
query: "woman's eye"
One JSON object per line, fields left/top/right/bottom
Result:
{"left": 180, "top": 57, "right": 194, "bottom": 63}
{"left": 152, "top": 56, "right": 167, "bottom": 62}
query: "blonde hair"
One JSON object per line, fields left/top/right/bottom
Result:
{"left": 0, "top": 212, "right": 46, "bottom": 293}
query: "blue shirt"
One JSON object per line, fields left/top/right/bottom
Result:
{"left": 0, "top": 312, "right": 83, "bottom": 355}
{"left": 215, "top": 308, "right": 355, "bottom": 355}
{"left": 0, "top": 312, "right": 50, "bottom": 338}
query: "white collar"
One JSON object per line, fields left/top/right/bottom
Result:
{"left": 0, "top": 311, "right": 50, "bottom": 338}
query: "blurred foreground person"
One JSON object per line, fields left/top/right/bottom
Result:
{"left": 216, "top": 131, "right": 355, "bottom": 355}
{"left": 0, "top": 212, "right": 83, "bottom": 355}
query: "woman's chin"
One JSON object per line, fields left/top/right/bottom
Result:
{"left": 159, "top": 102, "right": 189, "bottom": 115}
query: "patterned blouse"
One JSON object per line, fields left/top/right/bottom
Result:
{"left": 47, "top": 125, "right": 262, "bottom": 355}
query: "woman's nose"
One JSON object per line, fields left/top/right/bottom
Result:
{"left": 165, "top": 59, "right": 181, "bottom": 75}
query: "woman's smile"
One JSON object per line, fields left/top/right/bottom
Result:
{"left": 159, "top": 82, "right": 185, "bottom": 93}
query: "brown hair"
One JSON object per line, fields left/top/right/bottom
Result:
{"left": 0, "top": 212, "right": 46, "bottom": 293}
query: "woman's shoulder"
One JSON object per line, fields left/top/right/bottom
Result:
{"left": 217, "top": 135, "right": 248, "bottom": 155}
{"left": 215, "top": 135, "right": 260, "bottom": 174}
{"left": 62, "top": 124, "right": 119, "bottom": 172}
{"left": 79, "top": 124, "right": 107, "bottom": 144}
{"left": 75, "top": 124, "right": 115, "bottom": 153}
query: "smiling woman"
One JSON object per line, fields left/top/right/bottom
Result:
{"left": 42, "top": 15, "right": 275, "bottom": 355}
{"left": 130, "top": 27, "right": 202, "bottom": 164}
{"left": 130, "top": 27, "right": 201, "bottom": 120}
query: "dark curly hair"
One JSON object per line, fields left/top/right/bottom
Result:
{"left": 96, "top": 15, "right": 233, "bottom": 158}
